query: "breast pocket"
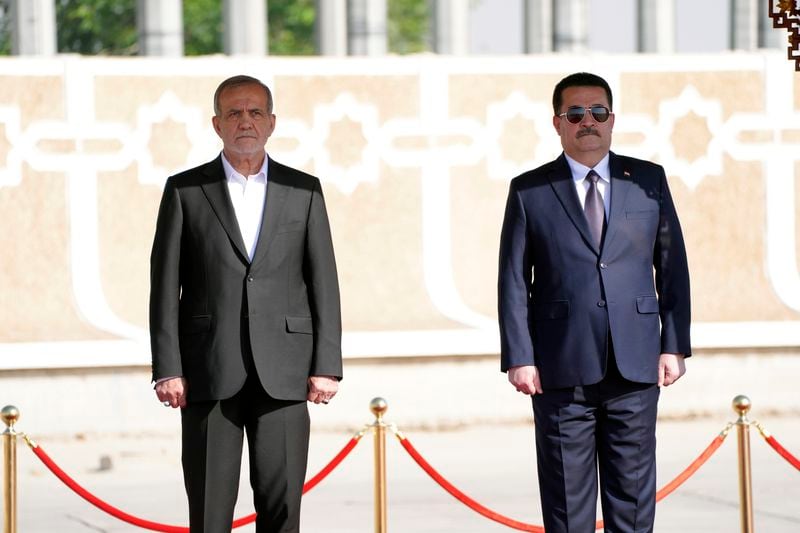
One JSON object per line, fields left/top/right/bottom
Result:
{"left": 625, "top": 210, "right": 658, "bottom": 220}
{"left": 622, "top": 209, "right": 659, "bottom": 247}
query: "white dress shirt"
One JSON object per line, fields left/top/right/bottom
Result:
{"left": 221, "top": 152, "right": 269, "bottom": 262}
{"left": 564, "top": 152, "right": 611, "bottom": 215}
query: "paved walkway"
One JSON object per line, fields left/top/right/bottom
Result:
{"left": 10, "top": 416, "right": 800, "bottom": 532}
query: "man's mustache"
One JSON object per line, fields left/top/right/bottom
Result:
{"left": 577, "top": 128, "right": 600, "bottom": 138}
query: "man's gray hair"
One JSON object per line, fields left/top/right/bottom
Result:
{"left": 213, "top": 75, "right": 274, "bottom": 115}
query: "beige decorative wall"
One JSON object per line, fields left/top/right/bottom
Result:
{"left": 1, "top": 54, "right": 799, "bottom": 369}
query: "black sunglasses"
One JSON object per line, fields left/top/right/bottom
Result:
{"left": 557, "top": 105, "right": 611, "bottom": 124}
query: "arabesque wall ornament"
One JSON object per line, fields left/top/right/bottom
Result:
{"left": 771, "top": 0, "right": 800, "bottom": 70}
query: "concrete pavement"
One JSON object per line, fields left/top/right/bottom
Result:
{"left": 8, "top": 414, "right": 800, "bottom": 532}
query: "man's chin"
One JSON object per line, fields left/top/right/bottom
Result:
{"left": 576, "top": 139, "right": 607, "bottom": 151}
{"left": 232, "top": 141, "right": 263, "bottom": 152}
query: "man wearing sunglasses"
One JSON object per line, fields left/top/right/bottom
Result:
{"left": 498, "top": 72, "right": 691, "bottom": 532}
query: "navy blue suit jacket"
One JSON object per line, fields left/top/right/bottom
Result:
{"left": 498, "top": 152, "right": 691, "bottom": 388}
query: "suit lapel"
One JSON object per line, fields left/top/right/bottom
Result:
{"left": 548, "top": 154, "right": 599, "bottom": 254}
{"left": 603, "top": 152, "right": 633, "bottom": 252}
{"left": 199, "top": 156, "right": 249, "bottom": 261}
{"left": 250, "top": 157, "right": 289, "bottom": 268}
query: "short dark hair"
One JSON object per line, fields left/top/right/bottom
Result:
{"left": 552, "top": 72, "right": 613, "bottom": 115}
{"left": 213, "top": 75, "right": 274, "bottom": 115}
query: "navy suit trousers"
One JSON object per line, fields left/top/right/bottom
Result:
{"left": 532, "top": 347, "right": 659, "bottom": 533}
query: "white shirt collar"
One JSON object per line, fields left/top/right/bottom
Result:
{"left": 564, "top": 152, "right": 611, "bottom": 184}
{"left": 220, "top": 151, "right": 269, "bottom": 186}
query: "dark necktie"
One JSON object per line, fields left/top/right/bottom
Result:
{"left": 584, "top": 170, "right": 605, "bottom": 248}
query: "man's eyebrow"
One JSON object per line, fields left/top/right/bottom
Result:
{"left": 223, "top": 105, "right": 266, "bottom": 114}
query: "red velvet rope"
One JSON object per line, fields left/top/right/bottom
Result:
{"left": 27, "top": 425, "right": 734, "bottom": 532}
{"left": 32, "top": 445, "right": 187, "bottom": 533}
{"left": 764, "top": 435, "right": 800, "bottom": 471}
{"left": 30, "top": 434, "right": 362, "bottom": 532}
{"left": 399, "top": 437, "right": 545, "bottom": 532}
{"left": 655, "top": 434, "right": 727, "bottom": 500}
{"left": 399, "top": 432, "right": 728, "bottom": 532}
{"left": 594, "top": 434, "right": 727, "bottom": 531}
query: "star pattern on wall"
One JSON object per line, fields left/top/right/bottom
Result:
{"left": 309, "top": 93, "right": 381, "bottom": 195}
{"left": 655, "top": 86, "right": 724, "bottom": 190}
{"left": 485, "top": 92, "right": 554, "bottom": 181}
{"left": 133, "top": 91, "right": 212, "bottom": 185}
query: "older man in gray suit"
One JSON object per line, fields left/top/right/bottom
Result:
{"left": 150, "top": 75, "right": 342, "bottom": 533}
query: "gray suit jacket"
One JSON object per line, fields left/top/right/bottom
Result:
{"left": 150, "top": 155, "right": 342, "bottom": 401}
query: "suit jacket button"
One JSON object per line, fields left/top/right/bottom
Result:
{"left": 597, "top": 300, "right": 606, "bottom": 307}
{"left": 599, "top": 262, "right": 607, "bottom": 269}
{"left": 247, "top": 275, "right": 254, "bottom": 282}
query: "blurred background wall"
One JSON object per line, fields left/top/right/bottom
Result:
{"left": 1, "top": 0, "right": 798, "bottom": 436}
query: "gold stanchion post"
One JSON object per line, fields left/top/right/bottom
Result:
{"left": 370, "top": 397, "right": 388, "bottom": 533}
{"left": 2, "top": 405, "right": 20, "bottom": 533}
{"left": 732, "top": 395, "right": 754, "bottom": 533}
